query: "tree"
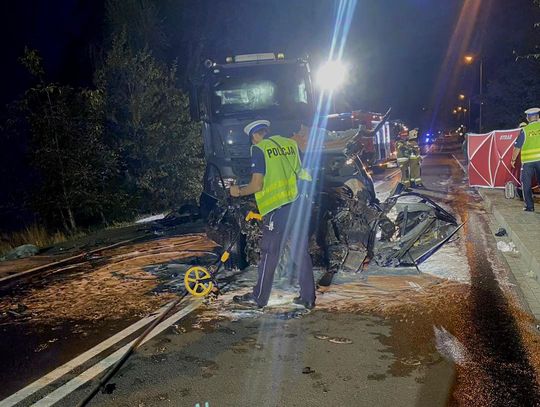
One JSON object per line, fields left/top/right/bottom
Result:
{"left": 17, "top": 48, "right": 118, "bottom": 231}
{"left": 481, "top": 1, "right": 540, "bottom": 130}
{"left": 95, "top": 32, "right": 203, "bottom": 213}
{"left": 483, "top": 60, "right": 540, "bottom": 130}
{"left": 104, "top": 0, "right": 169, "bottom": 58}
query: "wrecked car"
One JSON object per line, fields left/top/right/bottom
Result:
{"left": 187, "top": 53, "right": 461, "bottom": 276}
{"left": 204, "top": 112, "right": 462, "bottom": 279}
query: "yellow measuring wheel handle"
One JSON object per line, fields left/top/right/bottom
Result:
{"left": 245, "top": 211, "right": 262, "bottom": 222}
{"left": 184, "top": 266, "right": 214, "bottom": 297}
{"left": 220, "top": 251, "right": 230, "bottom": 263}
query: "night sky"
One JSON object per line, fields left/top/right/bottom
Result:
{"left": 0, "top": 0, "right": 535, "bottom": 127}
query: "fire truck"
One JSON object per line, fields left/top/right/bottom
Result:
{"left": 324, "top": 110, "right": 396, "bottom": 169}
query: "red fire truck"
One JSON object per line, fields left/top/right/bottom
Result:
{"left": 324, "top": 110, "right": 398, "bottom": 169}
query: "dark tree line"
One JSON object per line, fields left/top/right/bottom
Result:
{"left": 1, "top": 0, "right": 204, "bottom": 233}
{"left": 0, "top": 0, "right": 331, "bottom": 234}
{"left": 482, "top": 0, "right": 540, "bottom": 130}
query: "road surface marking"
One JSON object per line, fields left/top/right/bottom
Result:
{"left": 30, "top": 298, "right": 203, "bottom": 407}
{"left": 0, "top": 302, "right": 173, "bottom": 407}
{"left": 452, "top": 154, "right": 467, "bottom": 174}
{"left": 374, "top": 169, "right": 400, "bottom": 190}
{"left": 384, "top": 169, "right": 401, "bottom": 181}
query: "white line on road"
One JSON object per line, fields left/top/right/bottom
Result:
{"left": 374, "top": 169, "right": 400, "bottom": 189}
{"left": 30, "top": 298, "right": 203, "bottom": 407}
{"left": 452, "top": 154, "right": 467, "bottom": 174}
{"left": 0, "top": 302, "right": 176, "bottom": 407}
{"left": 384, "top": 169, "right": 401, "bottom": 181}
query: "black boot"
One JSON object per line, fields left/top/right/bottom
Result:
{"left": 317, "top": 270, "right": 337, "bottom": 287}
{"left": 232, "top": 293, "right": 262, "bottom": 308}
{"left": 293, "top": 296, "right": 315, "bottom": 310}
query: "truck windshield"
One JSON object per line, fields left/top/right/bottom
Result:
{"left": 210, "top": 64, "right": 311, "bottom": 118}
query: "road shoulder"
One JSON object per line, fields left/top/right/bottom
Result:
{"left": 478, "top": 188, "right": 540, "bottom": 320}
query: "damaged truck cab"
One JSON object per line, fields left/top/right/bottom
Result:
{"left": 189, "top": 53, "right": 315, "bottom": 216}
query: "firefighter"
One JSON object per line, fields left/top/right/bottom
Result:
{"left": 396, "top": 130, "right": 411, "bottom": 187}
{"left": 511, "top": 107, "right": 540, "bottom": 212}
{"left": 230, "top": 120, "right": 315, "bottom": 308}
{"left": 407, "top": 128, "right": 424, "bottom": 188}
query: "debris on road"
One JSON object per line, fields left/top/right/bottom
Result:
{"left": 0, "top": 235, "right": 217, "bottom": 323}
{"left": 434, "top": 325, "right": 469, "bottom": 365}
{"left": 135, "top": 213, "right": 166, "bottom": 224}
{"left": 1, "top": 244, "right": 39, "bottom": 261}
{"left": 328, "top": 337, "right": 353, "bottom": 344}
{"left": 496, "top": 241, "right": 518, "bottom": 254}
{"left": 314, "top": 334, "right": 330, "bottom": 340}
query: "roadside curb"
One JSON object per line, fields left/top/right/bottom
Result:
{"left": 478, "top": 189, "right": 540, "bottom": 278}
{"left": 484, "top": 214, "right": 536, "bottom": 318}
{"left": 478, "top": 188, "right": 540, "bottom": 319}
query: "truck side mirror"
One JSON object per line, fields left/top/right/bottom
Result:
{"left": 189, "top": 85, "right": 201, "bottom": 122}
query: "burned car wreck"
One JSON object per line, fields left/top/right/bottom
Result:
{"left": 203, "top": 113, "right": 462, "bottom": 281}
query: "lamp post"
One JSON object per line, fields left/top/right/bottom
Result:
{"left": 464, "top": 55, "right": 484, "bottom": 133}
{"left": 459, "top": 94, "right": 472, "bottom": 130}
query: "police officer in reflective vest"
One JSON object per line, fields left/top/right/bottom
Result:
{"left": 230, "top": 120, "right": 315, "bottom": 308}
{"left": 511, "top": 107, "right": 540, "bottom": 212}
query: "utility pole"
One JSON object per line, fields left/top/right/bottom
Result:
{"left": 468, "top": 98, "right": 472, "bottom": 130}
{"left": 479, "top": 58, "right": 484, "bottom": 133}
{"left": 464, "top": 55, "right": 485, "bottom": 133}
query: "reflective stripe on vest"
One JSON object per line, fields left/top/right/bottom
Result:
{"left": 253, "top": 136, "right": 308, "bottom": 216}
{"left": 521, "top": 121, "right": 540, "bottom": 163}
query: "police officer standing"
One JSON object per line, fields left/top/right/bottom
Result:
{"left": 511, "top": 107, "right": 540, "bottom": 212}
{"left": 230, "top": 120, "right": 315, "bottom": 308}
{"left": 407, "top": 128, "right": 424, "bottom": 188}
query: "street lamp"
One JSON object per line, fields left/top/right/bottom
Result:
{"left": 464, "top": 54, "right": 484, "bottom": 132}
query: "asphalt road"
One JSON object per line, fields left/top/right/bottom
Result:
{"left": 2, "top": 137, "right": 540, "bottom": 407}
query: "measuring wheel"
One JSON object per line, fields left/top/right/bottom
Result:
{"left": 184, "top": 266, "right": 214, "bottom": 297}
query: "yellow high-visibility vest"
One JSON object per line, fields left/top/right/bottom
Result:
{"left": 521, "top": 121, "right": 540, "bottom": 163}
{"left": 252, "top": 136, "right": 311, "bottom": 216}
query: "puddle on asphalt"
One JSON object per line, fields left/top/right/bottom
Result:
{"left": 181, "top": 276, "right": 471, "bottom": 382}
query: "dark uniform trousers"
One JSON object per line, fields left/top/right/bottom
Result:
{"left": 252, "top": 200, "right": 316, "bottom": 307}
{"left": 521, "top": 160, "right": 540, "bottom": 210}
